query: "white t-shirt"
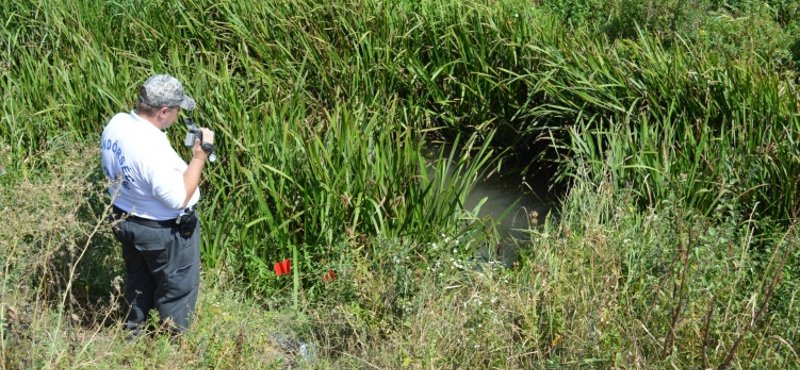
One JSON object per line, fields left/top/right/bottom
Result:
{"left": 101, "top": 111, "right": 200, "bottom": 220}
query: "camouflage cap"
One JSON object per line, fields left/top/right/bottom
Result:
{"left": 137, "top": 74, "right": 196, "bottom": 111}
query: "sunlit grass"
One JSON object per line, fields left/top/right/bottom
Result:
{"left": 1, "top": 0, "right": 799, "bottom": 368}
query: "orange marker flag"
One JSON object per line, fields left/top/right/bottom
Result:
{"left": 323, "top": 269, "right": 336, "bottom": 282}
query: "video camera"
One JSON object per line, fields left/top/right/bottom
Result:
{"left": 184, "top": 117, "right": 217, "bottom": 162}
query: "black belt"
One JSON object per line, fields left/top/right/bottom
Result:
{"left": 112, "top": 205, "right": 176, "bottom": 228}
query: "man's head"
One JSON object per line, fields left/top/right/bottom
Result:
{"left": 136, "top": 74, "right": 196, "bottom": 129}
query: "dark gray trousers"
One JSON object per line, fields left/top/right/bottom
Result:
{"left": 112, "top": 218, "right": 200, "bottom": 334}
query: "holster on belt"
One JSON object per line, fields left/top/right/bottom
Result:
{"left": 175, "top": 206, "right": 198, "bottom": 237}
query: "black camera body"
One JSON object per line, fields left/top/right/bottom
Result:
{"left": 184, "top": 117, "right": 217, "bottom": 162}
{"left": 184, "top": 118, "right": 202, "bottom": 147}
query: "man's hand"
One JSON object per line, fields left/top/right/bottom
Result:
{"left": 199, "top": 128, "right": 214, "bottom": 144}
{"left": 192, "top": 128, "right": 215, "bottom": 159}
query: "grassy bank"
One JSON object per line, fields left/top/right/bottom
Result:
{"left": 3, "top": 0, "right": 800, "bottom": 251}
{"left": 2, "top": 0, "right": 799, "bottom": 368}
{"left": 1, "top": 143, "right": 797, "bottom": 368}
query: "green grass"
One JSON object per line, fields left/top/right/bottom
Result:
{"left": 3, "top": 0, "right": 798, "bottom": 230}
{"left": 2, "top": 0, "right": 799, "bottom": 368}
{"left": 1, "top": 143, "right": 797, "bottom": 368}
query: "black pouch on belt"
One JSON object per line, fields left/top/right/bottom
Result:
{"left": 175, "top": 206, "right": 198, "bottom": 237}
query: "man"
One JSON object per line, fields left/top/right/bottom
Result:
{"left": 101, "top": 74, "right": 215, "bottom": 335}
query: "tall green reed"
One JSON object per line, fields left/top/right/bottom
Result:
{"left": 3, "top": 0, "right": 799, "bottom": 294}
{"left": 537, "top": 33, "right": 800, "bottom": 222}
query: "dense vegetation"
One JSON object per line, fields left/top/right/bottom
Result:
{"left": 1, "top": 0, "right": 798, "bottom": 368}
